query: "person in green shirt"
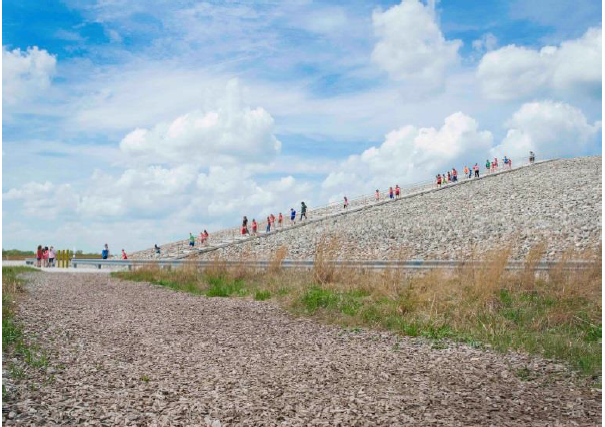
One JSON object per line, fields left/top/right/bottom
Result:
{"left": 485, "top": 159, "right": 491, "bottom": 173}
{"left": 189, "top": 232, "right": 195, "bottom": 247}
{"left": 300, "top": 201, "right": 307, "bottom": 221}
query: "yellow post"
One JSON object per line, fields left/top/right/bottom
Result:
{"left": 57, "top": 250, "right": 62, "bottom": 268}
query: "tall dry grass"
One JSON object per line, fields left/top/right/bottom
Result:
{"left": 115, "top": 240, "right": 602, "bottom": 379}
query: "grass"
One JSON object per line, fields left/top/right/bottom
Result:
{"left": 113, "top": 243, "right": 602, "bottom": 383}
{"left": 2, "top": 266, "right": 51, "bottom": 394}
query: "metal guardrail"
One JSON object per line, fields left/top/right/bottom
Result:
{"left": 25, "top": 258, "right": 596, "bottom": 271}
{"left": 139, "top": 155, "right": 545, "bottom": 258}
{"left": 139, "top": 158, "right": 557, "bottom": 260}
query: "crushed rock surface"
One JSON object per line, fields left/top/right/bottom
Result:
{"left": 2, "top": 272, "right": 601, "bottom": 426}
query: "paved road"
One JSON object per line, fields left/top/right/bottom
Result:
{"left": 2, "top": 272, "right": 601, "bottom": 425}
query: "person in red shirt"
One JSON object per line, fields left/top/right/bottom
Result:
{"left": 42, "top": 246, "right": 49, "bottom": 268}
{"left": 389, "top": 187, "right": 394, "bottom": 199}
{"left": 121, "top": 249, "right": 128, "bottom": 259}
{"left": 395, "top": 185, "right": 400, "bottom": 198}
{"left": 278, "top": 213, "right": 283, "bottom": 228}
{"left": 36, "top": 245, "right": 42, "bottom": 267}
{"left": 375, "top": 189, "right": 380, "bottom": 201}
{"left": 436, "top": 174, "right": 442, "bottom": 187}
{"left": 270, "top": 214, "right": 275, "bottom": 228}
{"left": 201, "top": 230, "right": 209, "bottom": 244}
{"left": 252, "top": 219, "right": 258, "bottom": 235}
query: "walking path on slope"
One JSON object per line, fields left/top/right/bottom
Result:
{"left": 132, "top": 159, "right": 554, "bottom": 260}
{"left": 3, "top": 272, "right": 600, "bottom": 425}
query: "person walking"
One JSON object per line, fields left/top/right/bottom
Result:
{"left": 49, "top": 246, "right": 56, "bottom": 267}
{"left": 270, "top": 214, "right": 276, "bottom": 229}
{"left": 436, "top": 174, "right": 442, "bottom": 187}
{"left": 201, "top": 230, "right": 209, "bottom": 244}
{"left": 290, "top": 208, "right": 296, "bottom": 225}
{"left": 189, "top": 232, "right": 195, "bottom": 247}
{"left": 266, "top": 216, "right": 271, "bottom": 232}
{"left": 278, "top": 213, "right": 283, "bottom": 228}
{"left": 343, "top": 196, "right": 349, "bottom": 209}
{"left": 42, "top": 246, "right": 49, "bottom": 268}
{"left": 473, "top": 163, "right": 479, "bottom": 178}
{"left": 485, "top": 159, "right": 491, "bottom": 174}
{"left": 300, "top": 202, "right": 307, "bottom": 221}
{"left": 395, "top": 185, "right": 400, "bottom": 199}
{"left": 102, "top": 244, "right": 109, "bottom": 260}
{"left": 36, "top": 245, "right": 42, "bottom": 267}
{"left": 154, "top": 244, "right": 161, "bottom": 256}
{"left": 242, "top": 216, "right": 249, "bottom": 235}
{"left": 251, "top": 219, "right": 258, "bottom": 235}
{"left": 529, "top": 151, "right": 535, "bottom": 164}
{"left": 452, "top": 168, "right": 458, "bottom": 182}
{"left": 375, "top": 189, "right": 380, "bottom": 202}
{"left": 121, "top": 249, "right": 128, "bottom": 260}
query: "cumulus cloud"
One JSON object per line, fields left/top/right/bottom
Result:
{"left": 2, "top": 46, "right": 57, "bottom": 105}
{"left": 492, "top": 101, "right": 601, "bottom": 159}
{"left": 3, "top": 181, "right": 78, "bottom": 217}
{"left": 472, "top": 33, "right": 498, "bottom": 53}
{"left": 477, "top": 27, "right": 602, "bottom": 100}
{"left": 322, "top": 112, "right": 492, "bottom": 197}
{"left": 371, "top": 0, "right": 462, "bottom": 89}
{"left": 119, "top": 79, "right": 281, "bottom": 165}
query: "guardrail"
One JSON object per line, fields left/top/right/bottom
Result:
{"left": 134, "top": 157, "right": 555, "bottom": 260}
{"left": 25, "top": 258, "right": 596, "bottom": 271}
{"left": 135, "top": 154, "right": 543, "bottom": 258}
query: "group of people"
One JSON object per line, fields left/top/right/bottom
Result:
{"left": 240, "top": 202, "right": 308, "bottom": 236}
{"left": 35, "top": 245, "right": 56, "bottom": 267}
{"left": 101, "top": 244, "right": 128, "bottom": 260}
{"left": 372, "top": 185, "right": 402, "bottom": 202}
{"left": 436, "top": 154, "right": 522, "bottom": 187}
{"left": 189, "top": 230, "right": 210, "bottom": 247}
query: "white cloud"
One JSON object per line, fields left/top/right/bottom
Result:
{"left": 492, "top": 100, "right": 601, "bottom": 159}
{"left": 371, "top": 0, "right": 462, "bottom": 89}
{"left": 472, "top": 33, "right": 498, "bottom": 52}
{"left": 2, "top": 46, "right": 57, "bottom": 105}
{"left": 119, "top": 79, "right": 281, "bottom": 166}
{"left": 322, "top": 111, "right": 492, "bottom": 197}
{"left": 3, "top": 181, "right": 78, "bottom": 217}
{"left": 477, "top": 27, "right": 602, "bottom": 100}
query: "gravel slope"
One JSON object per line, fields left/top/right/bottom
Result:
{"left": 2, "top": 272, "right": 601, "bottom": 425}
{"left": 193, "top": 156, "right": 601, "bottom": 261}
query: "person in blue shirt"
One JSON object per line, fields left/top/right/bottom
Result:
{"left": 101, "top": 244, "right": 109, "bottom": 259}
{"left": 290, "top": 208, "right": 296, "bottom": 225}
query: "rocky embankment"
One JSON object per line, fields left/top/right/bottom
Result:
{"left": 193, "top": 156, "right": 601, "bottom": 260}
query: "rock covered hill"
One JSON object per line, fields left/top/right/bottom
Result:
{"left": 130, "top": 156, "right": 601, "bottom": 261}
{"left": 190, "top": 156, "right": 601, "bottom": 260}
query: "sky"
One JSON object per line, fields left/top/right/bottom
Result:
{"left": 2, "top": 0, "right": 602, "bottom": 253}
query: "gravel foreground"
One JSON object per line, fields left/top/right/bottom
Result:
{"left": 3, "top": 272, "right": 601, "bottom": 426}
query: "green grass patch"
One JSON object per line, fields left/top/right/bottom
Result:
{"left": 254, "top": 290, "right": 271, "bottom": 301}
{"left": 3, "top": 267, "right": 50, "bottom": 392}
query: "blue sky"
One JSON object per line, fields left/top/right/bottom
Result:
{"left": 2, "top": 0, "right": 602, "bottom": 252}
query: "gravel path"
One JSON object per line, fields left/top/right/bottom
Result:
{"left": 3, "top": 272, "right": 601, "bottom": 426}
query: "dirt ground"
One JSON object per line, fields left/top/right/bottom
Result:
{"left": 2, "top": 272, "right": 601, "bottom": 426}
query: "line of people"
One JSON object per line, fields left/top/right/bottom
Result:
{"left": 437, "top": 154, "right": 520, "bottom": 187}
{"left": 240, "top": 202, "right": 308, "bottom": 236}
{"left": 178, "top": 151, "right": 536, "bottom": 253}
